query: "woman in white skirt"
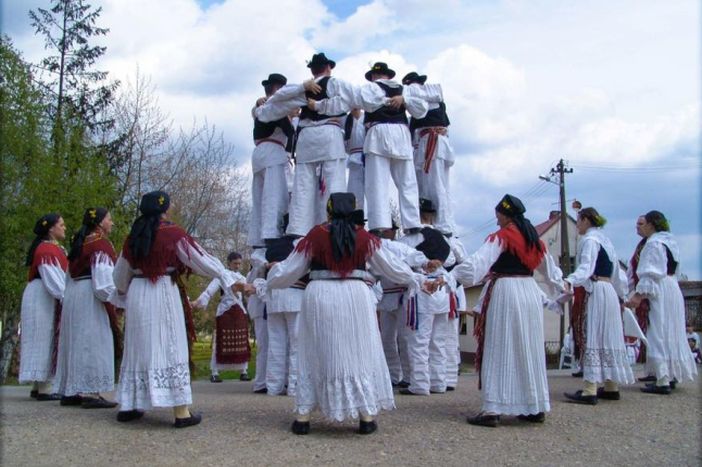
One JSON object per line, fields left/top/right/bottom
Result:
{"left": 563, "top": 207, "right": 634, "bottom": 405}
{"left": 451, "top": 195, "right": 564, "bottom": 427}
{"left": 53, "top": 207, "right": 119, "bottom": 408}
{"left": 254, "top": 193, "right": 424, "bottom": 435}
{"left": 113, "top": 191, "right": 237, "bottom": 428}
{"left": 626, "top": 210, "right": 697, "bottom": 394}
{"left": 19, "top": 214, "right": 68, "bottom": 400}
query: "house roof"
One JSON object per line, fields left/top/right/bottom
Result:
{"left": 534, "top": 211, "right": 577, "bottom": 237}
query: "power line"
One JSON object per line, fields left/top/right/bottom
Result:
{"left": 571, "top": 163, "right": 700, "bottom": 173}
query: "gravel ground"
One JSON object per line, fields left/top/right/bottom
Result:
{"left": 1, "top": 368, "right": 700, "bottom": 466}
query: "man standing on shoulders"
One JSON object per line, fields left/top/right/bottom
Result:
{"left": 253, "top": 53, "right": 348, "bottom": 237}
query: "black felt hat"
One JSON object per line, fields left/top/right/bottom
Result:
{"left": 495, "top": 194, "right": 526, "bottom": 218}
{"left": 402, "top": 71, "right": 427, "bottom": 85}
{"left": 365, "top": 62, "right": 396, "bottom": 81}
{"left": 419, "top": 198, "right": 436, "bottom": 213}
{"left": 307, "top": 53, "right": 336, "bottom": 69}
{"left": 261, "top": 73, "right": 287, "bottom": 87}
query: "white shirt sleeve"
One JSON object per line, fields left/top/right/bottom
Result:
{"left": 314, "top": 77, "right": 353, "bottom": 115}
{"left": 566, "top": 238, "right": 598, "bottom": 288}
{"left": 536, "top": 252, "right": 565, "bottom": 298}
{"left": 403, "top": 83, "right": 444, "bottom": 103}
{"left": 91, "top": 252, "right": 116, "bottom": 302}
{"left": 176, "top": 239, "right": 234, "bottom": 289}
{"left": 37, "top": 261, "right": 66, "bottom": 301}
{"left": 254, "top": 84, "right": 306, "bottom": 122}
{"left": 112, "top": 254, "right": 133, "bottom": 294}
{"left": 367, "top": 243, "right": 422, "bottom": 290}
{"left": 265, "top": 249, "right": 311, "bottom": 289}
{"left": 193, "top": 278, "right": 221, "bottom": 309}
{"left": 401, "top": 92, "right": 429, "bottom": 119}
{"left": 635, "top": 241, "right": 668, "bottom": 297}
{"left": 451, "top": 239, "right": 503, "bottom": 287}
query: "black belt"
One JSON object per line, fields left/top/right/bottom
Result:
{"left": 73, "top": 275, "right": 92, "bottom": 281}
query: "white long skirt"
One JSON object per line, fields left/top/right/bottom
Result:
{"left": 19, "top": 280, "right": 57, "bottom": 383}
{"left": 481, "top": 277, "right": 550, "bottom": 415}
{"left": 116, "top": 277, "right": 191, "bottom": 410}
{"left": 53, "top": 278, "right": 115, "bottom": 395}
{"left": 296, "top": 280, "right": 395, "bottom": 421}
{"left": 645, "top": 276, "right": 697, "bottom": 382}
{"left": 582, "top": 281, "right": 634, "bottom": 384}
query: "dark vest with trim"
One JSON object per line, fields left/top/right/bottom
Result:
{"left": 253, "top": 117, "right": 295, "bottom": 152}
{"left": 409, "top": 102, "right": 450, "bottom": 133}
{"left": 593, "top": 246, "right": 614, "bottom": 277}
{"left": 415, "top": 227, "right": 451, "bottom": 262}
{"left": 364, "top": 82, "right": 408, "bottom": 125}
{"left": 265, "top": 237, "right": 310, "bottom": 283}
{"left": 663, "top": 245, "right": 678, "bottom": 275}
{"left": 490, "top": 251, "right": 532, "bottom": 276}
{"left": 299, "top": 76, "right": 346, "bottom": 121}
{"left": 344, "top": 113, "right": 364, "bottom": 141}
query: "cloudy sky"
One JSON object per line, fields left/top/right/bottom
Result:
{"left": 3, "top": 0, "right": 700, "bottom": 278}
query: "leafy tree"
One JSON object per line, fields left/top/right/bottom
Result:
{"left": 29, "top": 0, "right": 119, "bottom": 137}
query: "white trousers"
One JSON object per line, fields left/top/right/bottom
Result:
{"left": 365, "top": 153, "right": 421, "bottom": 231}
{"left": 416, "top": 158, "right": 455, "bottom": 234}
{"left": 210, "top": 333, "right": 248, "bottom": 376}
{"left": 266, "top": 312, "right": 299, "bottom": 396}
{"left": 347, "top": 162, "right": 365, "bottom": 209}
{"left": 248, "top": 163, "right": 290, "bottom": 246}
{"left": 444, "top": 316, "right": 461, "bottom": 387}
{"left": 402, "top": 312, "right": 449, "bottom": 394}
{"left": 253, "top": 316, "right": 269, "bottom": 391}
{"left": 287, "top": 159, "right": 347, "bottom": 237}
{"left": 379, "top": 308, "right": 403, "bottom": 384}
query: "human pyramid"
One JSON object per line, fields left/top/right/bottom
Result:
{"left": 18, "top": 52, "right": 697, "bottom": 434}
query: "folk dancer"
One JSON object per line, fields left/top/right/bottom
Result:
{"left": 253, "top": 53, "right": 348, "bottom": 237}
{"left": 192, "top": 252, "right": 251, "bottom": 383}
{"left": 253, "top": 193, "right": 428, "bottom": 435}
{"left": 19, "top": 214, "right": 67, "bottom": 401}
{"left": 451, "top": 195, "right": 564, "bottom": 427}
{"left": 625, "top": 211, "right": 698, "bottom": 394}
{"left": 53, "top": 208, "right": 120, "bottom": 408}
{"left": 402, "top": 72, "right": 456, "bottom": 235}
{"left": 563, "top": 208, "right": 634, "bottom": 405}
{"left": 308, "top": 61, "right": 429, "bottom": 233}
{"left": 113, "top": 191, "right": 240, "bottom": 428}
{"left": 249, "top": 73, "right": 295, "bottom": 248}
{"left": 398, "top": 198, "right": 453, "bottom": 396}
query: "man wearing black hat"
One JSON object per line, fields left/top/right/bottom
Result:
{"left": 249, "top": 73, "right": 295, "bottom": 248}
{"left": 396, "top": 198, "right": 453, "bottom": 395}
{"left": 253, "top": 53, "right": 349, "bottom": 238}
{"left": 402, "top": 72, "right": 456, "bottom": 236}
{"left": 308, "top": 61, "right": 429, "bottom": 234}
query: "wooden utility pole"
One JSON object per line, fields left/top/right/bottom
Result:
{"left": 549, "top": 159, "right": 573, "bottom": 349}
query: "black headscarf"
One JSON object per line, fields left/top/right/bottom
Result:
{"left": 68, "top": 207, "right": 108, "bottom": 261}
{"left": 495, "top": 194, "right": 543, "bottom": 252}
{"left": 26, "top": 213, "right": 61, "bottom": 266}
{"left": 327, "top": 192, "right": 357, "bottom": 262}
{"left": 128, "top": 191, "right": 171, "bottom": 260}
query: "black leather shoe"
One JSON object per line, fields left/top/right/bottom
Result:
{"left": 397, "top": 381, "right": 410, "bottom": 389}
{"left": 571, "top": 371, "right": 583, "bottom": 378}
{"left": 253, "top": 387, "right": 268, "bottom": 394}
{"left": 174, "top": 412, "right": 202, "bottom": 428}
{"left": 36, "top": 393, "right": 61, "bottom": 401}
{"left": 405, "top": 227, "right": 421, "bottom": 235}
{"left": 399, "top": 388, "right": 424, "bottom": 395}
{"left": 30, "top": 389, "right": 38, "bottom": 399}
{"left": 82, "top": 396, "right": 118, "bottom": 409}
{"left": 596, "top": 388, "right": 621, "bottom": 400}
{"left": 210, "top": 375, "right": 223, "bottom": 383}
{"left": 670, "top": 379, "right": 677, "bottom": 390}
{"left": 60, "top": 395, "right": 84, "bottom": 406}
{"left": 564, "top": 390, "right": 598, "bottom": 405}
{"left": 291, "top": 420, "right": 310, "bottom": 435}
{"left": 467, "top": 413, "right": 499, "bottom": 427}
{"left": 239, "top": 373, "right": 251, "bottom": 382}
{"left": 517, "top": 412, "right": 545, "bottom": 423}
{"left": 641, "top": 384, "right": 671, "bottom": 395}
{"left": 116, "top": 410, "right": 145, "bottom": 422}
{"left": 638, "top": 375, "right": 656, "bottom": 382}
{"left": 429, "top": 389, "right": 446, "bottom": 394}
{"left": 446, "top": 386, "right": 456, "bottom": 391}
{"left": 358, "top": 420, "right": 378, "bottom": 435}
